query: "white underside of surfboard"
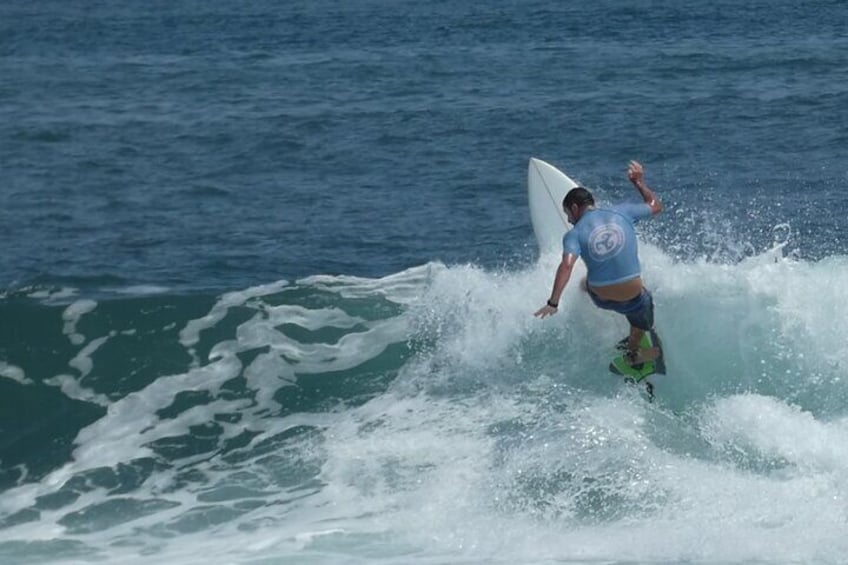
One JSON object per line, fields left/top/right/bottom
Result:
{"left": 527, "top": 158, "right": 579, "bottom": 256}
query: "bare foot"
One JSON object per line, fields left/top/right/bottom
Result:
{"left": 627, "top": 346, "right": 660, "bottom": 365}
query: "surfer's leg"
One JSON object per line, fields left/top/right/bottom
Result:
{"left": 626, "top": 325, "right": 659, "bottom": 364}
{"left": 627, "top": 325, "right": 644, "bottom": 358}
{"left": 624, "top": 290, "right": 658, "bottom": 365}
{"left": 590, "top": 286, "right": 660, "bottom": 365}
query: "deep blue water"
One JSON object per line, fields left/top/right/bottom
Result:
{"left": 3, "top": 0, "right": 847, "bottom": 291}
{"left": 2, "top": 1, "right": 848, "bottom": 563}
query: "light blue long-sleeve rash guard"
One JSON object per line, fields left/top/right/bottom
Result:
{"left": 562, "top": 202, "right": 652, "bottom": 287}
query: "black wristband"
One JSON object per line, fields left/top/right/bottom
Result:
{"left": 547, "top": 299, "right": 558, "bottom": 308}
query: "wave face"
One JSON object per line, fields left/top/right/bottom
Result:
{"left": 2, "top": 245, "right": 848, "bottom": 564}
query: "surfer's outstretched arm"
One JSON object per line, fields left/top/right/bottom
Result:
{"left": 535, "top": 253, "right": 577, "bottom": 318}
{"left": 627, "top": 160, "right": 663, "bottom": 216}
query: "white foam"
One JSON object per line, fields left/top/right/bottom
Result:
{"left": 43, "top": 374, "right": 110, "bottom": 407}
{"left": 703, "top": 393, "right": 848, "bottom": 471}
{"left": 179, "top": 280, "right": 289, "bottom": 351}
{"left": 29, "top": 286, "right": 79, "bottom": 302}
{"left": 0, "top": 362, "right": 32, "bottom": 385}
{"left": 109, "top": 285, "right": 171, "bottom": 295}
{"left": 299, "top": 263, "right": 442, "bottom": 304}
{"left": 68, "top": 334, "right": 110, "bottom": 379}
{"left": 61, "top": 299, "right": 98, "bottom": 345}
{"left": 264, "top": 304, "right": 367, "bottom": 331}
{"left": 269, "top": 252, "right": 848, "bottom": 563}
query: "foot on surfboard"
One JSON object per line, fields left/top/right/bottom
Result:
{"left": 609, "top": 330, "right": 666, "bottom": 381}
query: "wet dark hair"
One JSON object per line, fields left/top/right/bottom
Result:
{"left": 563, "top": 187, "right": 594, "bottom": 209}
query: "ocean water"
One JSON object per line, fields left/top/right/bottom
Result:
{"left": 2, "top": 0, "right": 848, "bottom": 563}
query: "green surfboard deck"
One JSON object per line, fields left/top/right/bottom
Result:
{"left": 609, "top": 332, "right": 664, "bottom": 382}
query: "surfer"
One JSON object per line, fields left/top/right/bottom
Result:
{"left": 534, "top": 160, "right": 663, "bottom": 366}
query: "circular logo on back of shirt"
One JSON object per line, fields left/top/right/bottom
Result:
{"left": 588, "top": 223, "right": 625, "bottom": 262}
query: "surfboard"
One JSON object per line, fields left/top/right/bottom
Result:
{"left": 527, "top": 158, "right": 579, "bottom": 254}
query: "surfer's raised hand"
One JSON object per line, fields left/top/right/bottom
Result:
{"left": 627, "top": 160, "right": 663, "bottom": 216}
{"left": 627, "top": 160, "right": 644, "bottom": 184}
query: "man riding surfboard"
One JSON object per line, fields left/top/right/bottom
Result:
{"left": 534, "top": 160, "right": 663, "bottom": 367}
